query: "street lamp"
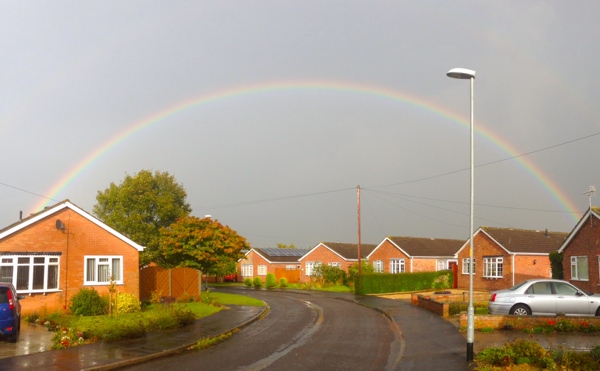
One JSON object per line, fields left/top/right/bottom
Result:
{"left": 447, "top": 67, "right": 476, "bottom": 362}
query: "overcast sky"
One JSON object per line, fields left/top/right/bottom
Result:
{"left": 1, "top": 1, "right": 599, "bottom": 248}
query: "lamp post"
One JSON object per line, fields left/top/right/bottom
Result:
{"left": 447, "top": 67, "right": 476, "bottom": 362}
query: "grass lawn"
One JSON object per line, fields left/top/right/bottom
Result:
{"left": 209, "top": 292, "right": 265, "bottom": 306}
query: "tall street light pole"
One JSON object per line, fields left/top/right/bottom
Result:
{"left": 447, "top": 67, "right": 476, "bottom": 362}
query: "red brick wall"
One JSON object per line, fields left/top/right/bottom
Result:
{"left": 561, "top": 214, "right": 600, "bottom": 293}
{"left": 513, "top": 255, "right": 551, "bottom": 283}
{"left": 237, "top": 251, "right": 300, "bottom": 281}
{"left": 457, "top": 233, "right": 513, "bottom": 291}
{"left": 412, "top": 258, "right": 436, "bottom": 272}
{"left": 299, "top": 245, "right": 350, "bottom": 283}
{"left": 368, "top": 240, "right": 410, "bottom": 272}
{"left": 0, "top": 209, "right": 140, "bottom": 315}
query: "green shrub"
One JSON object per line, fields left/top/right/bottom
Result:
{"left": 69, "top": 288, "right": 107, "bottom": 316}
{"left": 116, "top": 292, "right": 141, "bottom": 314}
{"left": 312, "top": 264, "right": 347, "bottom": 285}
{"left": 265, "top": 273, "right": 277, "bottom": 288}
{"left": 356, "top": 270, "right": 453, "bottom": 295}
{"left": 244, "top": 278, "right": 253, "bottom": 287}
{"left": 279, "top": 277, "right": 288, "bottom": 287}
{"left": 253, "top": 277, "right": 262, "bottom": 288}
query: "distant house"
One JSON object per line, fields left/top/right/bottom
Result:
{"left": 298, "top": 242, "right": 377, "bottom": 283}
{"left": 367, "top": 236, "right": 463, "bottom": 274}
{"left": 0, "top": 200, "right": 144, "bottom": 314}
{"left": 558, "top": 207, "right": 600, "bottom": 294}
{"left": 238, "top": 247, "right": 308, "bottom": 283}
{"left": 457, "top": 227, "right": 568, "bottom": 291}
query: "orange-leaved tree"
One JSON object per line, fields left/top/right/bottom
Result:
{"left": 158, "top": 216, "right": 249, "bottom": 275}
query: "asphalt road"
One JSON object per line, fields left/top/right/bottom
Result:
{"left": 124, "top": 290, "right": 402, "bottom": 371}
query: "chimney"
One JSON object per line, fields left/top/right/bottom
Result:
{"left": 545, "top": 229, "right": 549, "bottom": 237}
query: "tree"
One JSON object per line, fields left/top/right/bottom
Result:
{"left": 549, "top": 251, "right": 564, "bottom": 279}
{"left": 158, "top": 216, "right": 249, "bottom": 277}
{"left": 93, "top": 170, "right": 192, "bottom": 266}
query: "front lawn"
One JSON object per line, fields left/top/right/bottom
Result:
{"left": 27, "top": 291, "right": 264, "bottom": 349}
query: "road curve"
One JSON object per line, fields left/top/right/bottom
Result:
{"left": 125, "top": 289, "right": 401, "bottom": 371}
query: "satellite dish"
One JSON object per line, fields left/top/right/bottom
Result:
{"left": 56, "top": 220, "right": 66, "bottom": 231}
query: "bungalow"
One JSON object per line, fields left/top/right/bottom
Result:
{"left": 298, "top": 242, "right": 377, "bottom": 283}
{"left": 558, "top": 207, "right": 600, "bottom": 294}
{"left": 238, "top": 247, "right": 308, "bottom": 283}
{"left": 367, "top": 236, "right": 463, "bottom": 274}
{"left": 0, "top": 200, "right": 144, "bottom": 314}
{"left": 457, "top": 226, "right": 568, "bottom": 292}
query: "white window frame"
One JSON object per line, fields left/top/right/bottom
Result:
{"left": 241, "top": 264, "right": 253, "bottom": 277}
{"left": 462, "top": 258, "right": 476, "bottom": 275}
{"left": 390, "top": 259, "right": 405, "bottom": 274}
{"left": 305, "top": 262, "right": 321, "bottom": 276}
{"left": 285, "top": 265, "right": 296, "bottom": 270}
{"left": 571, "top": 256, "right": 589, "bottom": 281}
{"left": 328, "top": 262, "right": 341, "bottom": 268}
{"left": 373, "top": 260, "right": 383, "bottom": 273}
{"left": 257, "top": 265, "right": 267, "bottom": 276}
{"left": 84, "top": 256, "right": 123, "bottom": 285}
{"left": 0, "top": 255, "right": 60, "bottom": 294}
{"left": 483, "top": 257, "right": 503, "bottom": 278}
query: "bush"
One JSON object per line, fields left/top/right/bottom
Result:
{"left": 253, "top": 277, "right": 262, "bottom": 289}
{"left": 312, "top": 265, "right": 347, "bottom": 285}
{"left": 116, "top": 292, "right": 141, "bottom": 314}
{"left": 279, "top": 277, "right": 288, "bottom": 287}
{"left": 69, "top": 288, "right": 107, "bottom": 316}
{"left": 265, "top": 273, "right": 277, "bottom": 288}
{"left": 150, "top": 290, "right": 163, "bottom": 304}
{"left": 244, "top": 278, "right": 253, "bottom": 287}
{"left": 356, "top": 271, "right": 453, "bottom": 295}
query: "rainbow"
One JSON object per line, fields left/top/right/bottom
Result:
{"left": 32, "top": 80, "right": 581, "bottom": 221}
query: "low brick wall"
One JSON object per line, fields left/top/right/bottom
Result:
{"left": 411, "top": 292, "right": 489, "bottom": 317}
{"left": 460, "top": 313, "right": 600, "bottom": 330}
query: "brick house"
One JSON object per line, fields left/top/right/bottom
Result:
{"left": 238, "top": 248, "right": 308, "bottom": 283}
{"left": 367, "top": 236, "right": 463, "bottom": 274}
{"left": 0, "top": 200, "right": 144, "bottom": 314}
{"left": 298, "top": 242, "right": 377, "bottom": 283}
{"left": 558, "top": 207, "right": 600, "bottom": 294}
{"left": 457, "top": 227, "right": 568, "bottom": 292}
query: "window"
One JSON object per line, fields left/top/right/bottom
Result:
{"left": 390, "top": 259, "right": 405, "bottom": 274}
{"left": 286, "top": 265, "right": 296, "bottom": 270}
{"left": 483, "top": 257, "right": 503, "bottom": 278}
{"left": 462, "top": 258, "right": 476, "bottom": 275}
{"left": 84, "top": 256, "right": 122, "bottom": 285}
{"left": 257, "top": 265, "right": 267, "bottom": 275}
{"left": 241, "top": 264, "right": 253, "bottom": 277}
{"left": 373, "top": 260, "right": 383, "bottom": 273}
{"left": 328, "top": 262, "right": 341, "bottom": 268}
{"left": 571, "top": 256, "right": 588, "bottom": 280}
{"left": 305, "top": 262, "right": 321, "bottom": 276}
{"left": 0, "top": 255, "right": 60, "bottom": 293}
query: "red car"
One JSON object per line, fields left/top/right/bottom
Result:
{"left": 223, "top": 274, "right": 238, "bottom": 282}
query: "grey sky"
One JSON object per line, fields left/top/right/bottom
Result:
{"left": 1, "top": 1, "right": 599, "bottom": 248}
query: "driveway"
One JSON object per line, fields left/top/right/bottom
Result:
{"left": 0, "top": 322, "right": 54, "bottom": 359}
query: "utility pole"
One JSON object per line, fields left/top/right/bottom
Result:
{"left": 357, "top": 185, "right": 361, "bottom": 279}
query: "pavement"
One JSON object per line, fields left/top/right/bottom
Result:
{"left": 0, "top": 288, "right": 598, "bottom": 370}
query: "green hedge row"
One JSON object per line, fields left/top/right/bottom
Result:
{"left": 355, "top": 270, "right": 453, "bottom": 295}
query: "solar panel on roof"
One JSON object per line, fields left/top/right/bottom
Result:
{"left": 258, "top": 248, "right": 308, "bottom": 257}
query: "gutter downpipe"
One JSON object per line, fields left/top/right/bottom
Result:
{"left": 512, "top": 254, "right": 515, "bottom": 286}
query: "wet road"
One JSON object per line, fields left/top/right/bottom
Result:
{"left": 124, "top": 290, "right": 402, "bottom": 371}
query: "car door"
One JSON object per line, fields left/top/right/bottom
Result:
{"left": 524, "top": 281, "right": 556, "bottom": 315}
{"left": 553, "top": 281, "right": 591, "bottom": 315}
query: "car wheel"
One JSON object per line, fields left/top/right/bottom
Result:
{"left": 233, "top": 278, "right": 236, "bottom": 282}
{"left": 595, "top": 307, "right": 600, "bottom": 316}
{"left": 510, "top": 304, "right": 531, "bottom": 316}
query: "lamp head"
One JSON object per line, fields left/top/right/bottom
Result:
{"left": 447, "top": 68, "right": 476, "bottom": 79}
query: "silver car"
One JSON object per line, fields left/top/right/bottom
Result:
{"left": 488, "top": 279, "right": 600, "bottom": 316}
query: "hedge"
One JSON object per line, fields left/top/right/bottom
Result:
{"left": 355, "top": 270, "right": 452, "bottom": 295}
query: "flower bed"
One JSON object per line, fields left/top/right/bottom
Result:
{"left": 411, "top": 290, "right": 489, "bottom": 317}
{"left": 460, "top": 313, "right": 600, "bottom": 332}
